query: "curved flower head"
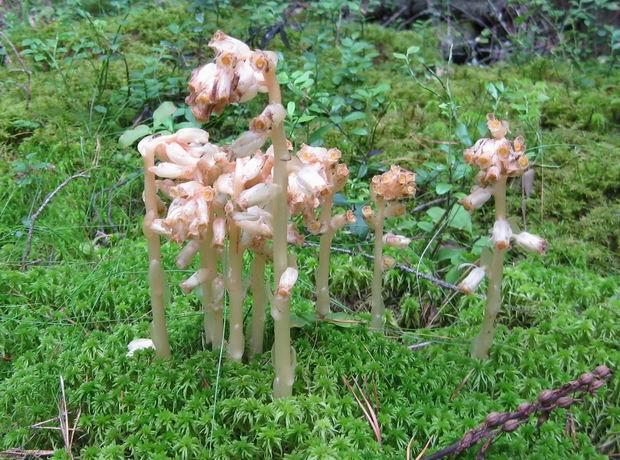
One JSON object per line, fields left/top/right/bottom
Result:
{"left": 463, "top": 114, "right": 529, "bottom": 185}
{"left": 208, "top": 31, "right": 252, "bottom": 59}
{"left": 329, "top": 210, "right": 356, "bottom": 232}
{"left": 228, "top": 104, "right": 286, "bottom": 159}
{"left": 276, "top": 267, "right": 298, "bottom": 300}
{"left": 383, "top": 233, "right": 411, "bottom": 248}
{"left": 487, "top": 113, "right": 509, "bottom": 140}
{"left": 160, "top": 182, "right": 215, "bottom": 242}
{"left": 458, "top": 266, "right": 486, "bottom": 294}
{"left": 460, "top": 186, "right": 493, "bottom": 212}
{"left": 371, "top": 165, "right": 416, "bottom": 201}
{"left": 186, "top": 32, "right": 273, "bottom": 122}
{"left": 492, "top": 218, "right": 512, "bottom": 250}
{"left": 297, "top": 144, "right": 341, "bottom": 165}
{"left": 512, "top": 231, "right": 548, "bottom": 254}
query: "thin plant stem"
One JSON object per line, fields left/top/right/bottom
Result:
{"left": 200, "top": 211, "right": 221, "bottom": 349}
{"left": 471, "top": 175, "right": 507, "bottom": 359}
{"left": 226, "top": 224, "right": 245, "bottom": 362}
{"left": 370, "top": 197, "right": 386, "bottom": 332}
{"left": 264, "top": 68, "right": 295, "bottom": 398}
{"left": 315, "top": 197, "right": 334, "bottom": 317}
{"left": 143, "top": 152, "right": 171, "bottom": 359}
{"left": 249, "top": 253, "right": 268, "bottom": 356}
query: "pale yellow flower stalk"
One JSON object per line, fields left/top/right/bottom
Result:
{"left": 248, "top": 238, "right": 271, "bottom": 357}
{"left": 254, "top": 46, "right": 299, "bottom": 398}
{"left": 137, "top": 135, "right": 173, "bottom": 359}
{"left": 294, "top": 144, "right": 353, "bottom": 318}
{"left": 143, "top": 129, "right": 226, "bottom": 354}
{"left": 185, "top": 31, "right": 296, "bottom": 396}
{"left": 458, "top": 113, "right": 546, "bottom": 359}
{"left": 200, "top": 208, "right": 223, "bottom": 350}
{"left": 222, "top": 150, "right": 278, "bottom": 362}
{"left": 367, "top": 165, "right": 416, "bottom": 332}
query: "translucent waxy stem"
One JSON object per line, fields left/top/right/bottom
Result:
{"left": 226, "top": 225, "right": 245, "bottom": 362}
{"left": 315, "top": 197, "right": 334, "bottom": 317}
{"left": 472, "top": 175, "right": 507, "bottom": 359}
{"left": 200, "top": 214, "right": 222, "bottom": 350}
{"left": 249, "top": 253, "right": 268, "bottom": 356}
{"left": 143, "top": 152, "right": 171, "bottom": 359}
{"left": 264, "top": 69, "right": 295, "bottom": 398}
{"left": 370, "top": 197, "right": 386, "bottom": 332}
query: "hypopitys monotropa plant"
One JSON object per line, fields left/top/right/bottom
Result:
{"left": 363, "top": 165, "right": 416, "bottom": 332}
{"left": 138, "top": 127, "right": 224, "bottom": 358}
{"left": 139, "top": 31, "right": 297, "bottom": 397}
{"left": 287, "top": 144, "right": 352, "bottom": 318}
{"left": 458, "top": 113, "right": 547, "bottom": 359}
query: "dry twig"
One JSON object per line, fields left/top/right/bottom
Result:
{"left": 22, "top": 171, "right": 90, "bottom": 270}
{"left": 29, "top": 376, "right": 81, "bottom": 459}
{"left": 423, "top": 365, "right": 613, "bottom": 460}
{"left": 343, "top": 375, "right": 382, "bottom": 444}
{"left": 0, "top": 449, "right": 55, "bottom": 459}
{"left": 311, "top": 243, "right": 460, "bottom": 292}
{"left": 21, "top": 171, "right": 90, "bottom": 269}
{"left": 0, "top": 30, "right": 32, "bottom": 107}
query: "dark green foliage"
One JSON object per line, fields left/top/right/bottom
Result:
{"left": 0, "top": 0, "right": 619, "bottom": 458}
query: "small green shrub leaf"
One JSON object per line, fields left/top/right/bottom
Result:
{"left": 118, "top": 125, "right": 151, "bottom": 148}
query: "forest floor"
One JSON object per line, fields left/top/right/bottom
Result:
{"left": 0, "top": 2, "right": 619, "bottom": 459}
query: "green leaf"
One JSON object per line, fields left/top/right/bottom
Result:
{"left": 437, "top": 247, "right": 465, "bottom": 262}
{"left": 426, "top": 206, "right": 445, "bottom": 223}
{"left": 118, "top": 125, "right": 151, "bottom": 148}
{"left": 153, "top": 101, "right": 177, "bottom": 129}
{"left": 473, "top": 237, "right": 491, "bottom": 256}
{"left": 309, "top": 125, "right": 330, "bottom": 144}
{"left": 357, "top": 164, "right": 368, "bottom": 179}
{"left": 435, "top": 183, "right": 452, "bottom": 195}
{"left": 486, "top": 82, "right": 498, "bottom": 100}
{"left": 417, "top": 221, "right": 434, "bottom": 232}
{"left": 350, "top": 205, "right": 369, "bottom": 238}
{"left": 393, "top": 52, "right": 407, "bottom": 60}
{"left": 297, "top": 115, "right": 316, "bottom": 123}
{"left": 351, "top": 127, "right": 368, "bottom": 136}
{"left": 445, "top": 265, "right": 462, "bottom": 284}
{"left": 455, "top": 122, "right": 472, "bottom": 146}
{"left": 343, "top": 111, "right": 366, "bottom": 123}
{"left": 287, "top": 101, "right": 295, "bottom": 118}
{"left": 406, "top": 45, "right": 420, "bottom": 55}
{"left": 291, "top": 311, "right": 316, "bottom": 328}
{"left": 447, "top": 204, "right": 472, "bottom": 232}
{"left": 333, "top": 193, "right": 349, "bottom": 206}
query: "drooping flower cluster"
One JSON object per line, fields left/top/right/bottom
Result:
{"left": 454, "top": 114, "right": 547, "bottom": 359}
{"left": 366, "top": 165, "right": 416, "bottom": 331}
{"left": 370, "top": 165, "right": 416, "bottom": 201}
{"left": 186, "top": 31, "right": 277, "bottom": 122}
{"left": 287, "top": 144, "right": 351, "bottom": 232}
{"left": 462, "top": 113, "right": 529, "bottom": 188}
{"left": 138, "top": 129, "right": 227, "bottom": 243}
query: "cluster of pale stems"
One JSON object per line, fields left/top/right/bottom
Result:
{"left": 135, "top": 31, "right": 415, "bottom": 398}
{"left": 457, "top": 113, "right": 547, "bottom": 359}
{"left": 133, "top": 32, "right": 545, "bottom": 397}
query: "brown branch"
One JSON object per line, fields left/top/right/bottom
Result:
{"left": 0, "top": 449, "right": 55, "bottom": 458}
{"left": 411, "top": 197, "right": 448, "bottom": 214}
{"left": 423, "top": 365, "right": 613, "bottom": 460}
{"left": 343, "top": 375, "right": 382, "bottom": 444}
{"left": 21, "top": 171, "right": 90, "bottom": 269}
{"left": 307, "top": 242, "right": 460, "bottom": 292}
{"left": 0, "top": 30, "right": 32, "bottom": 108}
